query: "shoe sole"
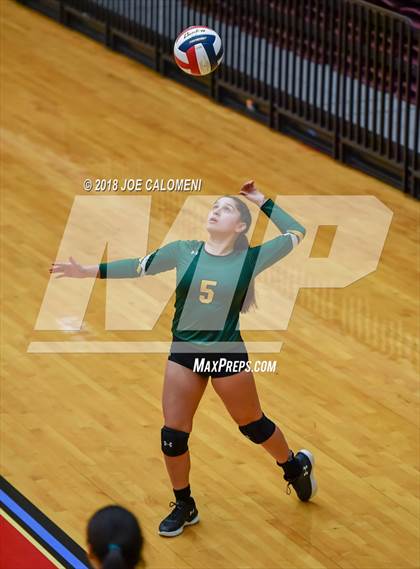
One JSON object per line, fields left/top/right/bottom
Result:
{"left": 298, "top": 449, "right": 317, "bottom": 500}
{"left": 158, "top": 513, "right": 200, "bottom": 537}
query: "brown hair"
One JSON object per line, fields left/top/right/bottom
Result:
{"left": 224, "top": 195, "right": 257, "bottom": 313}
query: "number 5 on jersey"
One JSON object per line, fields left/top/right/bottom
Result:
{"left": 199, "top": 280, "right": 217, "bottom": 304}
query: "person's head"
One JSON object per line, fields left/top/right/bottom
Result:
{"left": 206, "top": 196, "right": 251, "bottom": 242}
{"left": 206, "top": 195, "right": 257, "bottom": 312}
{"left": 87, "top": 505, "right": 143, "bottom": 569}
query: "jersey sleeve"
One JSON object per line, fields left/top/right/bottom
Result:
{"left": 99, "top": 240, "right": 182, "bottom": 278}
{"left": 252, "top": 198, "right": 306, "bottom": 276}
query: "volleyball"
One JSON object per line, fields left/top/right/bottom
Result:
{"left": 174, "top": 26, "right": 223, "bottom": 76}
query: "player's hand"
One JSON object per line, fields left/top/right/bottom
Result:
{"left": 49, "top": 256, "right": 88, "bottom": 279}
{"left": 239, "top": 180, "right": 266, "bottom": 207}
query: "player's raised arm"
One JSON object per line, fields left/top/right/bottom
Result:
{"left": 239, "top": 180, "right": 306, "bottom": 275}
{"left": 49, "top": 241, "right": 182, "bottom": 279}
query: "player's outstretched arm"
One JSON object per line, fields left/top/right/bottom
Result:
{"left": 50, "top": 240, "right": 183, "bottom": 280}
{"left": 50, "top": 256, "right": 146, "bottom": 279}
{"left": 49, "top": 256, "right": 100, "bottom": 279}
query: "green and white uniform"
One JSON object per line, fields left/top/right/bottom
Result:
{"left": 99, "top": 198, "right": 305, "bottom": 348}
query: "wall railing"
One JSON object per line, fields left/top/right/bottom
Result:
{"left": 18, "top": 0, "right": 420, "bottom": 198}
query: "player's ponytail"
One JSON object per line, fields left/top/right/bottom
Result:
{"left": 87, "top": 505, "right": 143, "bottom": 569}
{"left": 102, "top": 546, "right": 126, "bottom": 569}
{"left": 234, "top": 232, "right": 249, "bottom": 251}
{"left": 227, "top": 196, "right": 258, "bottom": 313}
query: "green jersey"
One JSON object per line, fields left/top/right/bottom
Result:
{"left": 99, "top": 198, "right": 305, "bottom": 347}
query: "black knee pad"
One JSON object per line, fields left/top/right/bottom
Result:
{"left": 239, "top": 413, "right": 276, "bottom": 444}
{"left": 161, "top": 426, "right": 190, "bottom": 457}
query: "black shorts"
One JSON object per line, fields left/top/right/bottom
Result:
{"left": 168, "top": 334, "right": 250, "bottom": 379}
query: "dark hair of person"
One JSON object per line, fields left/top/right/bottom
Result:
{"left": 87, "top": 505, "right": 143, "bottom": 569}
{"left": 223, "top": 195, "right": 258, "bottom": 313}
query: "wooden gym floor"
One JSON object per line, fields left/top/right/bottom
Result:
{"left": 1, "top": 1, "right": 419, "bottom": 567}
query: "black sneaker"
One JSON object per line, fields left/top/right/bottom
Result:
{"left": 284, "top": 449, "right": 317, "bottom": 501}
{"left": 158, "top": 497, "right": 199, "bottom": 537}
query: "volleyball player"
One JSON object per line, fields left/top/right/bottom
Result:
{"left": 50, "top": 180, "right": 317, "bottom": 538}
{"left": 87, "top": 505, "right": 143, "bottom": 568}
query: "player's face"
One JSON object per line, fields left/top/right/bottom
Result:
{"left": 206, "top": 197, "right": 246, "bottom": 235}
